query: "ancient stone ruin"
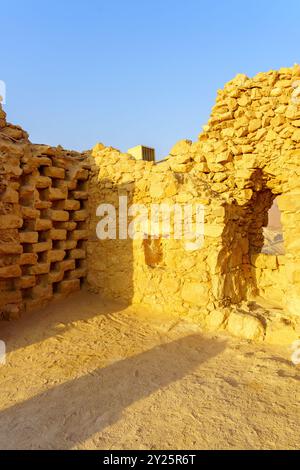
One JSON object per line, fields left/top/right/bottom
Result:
{"left": 1, "top": 65, "right": 300, "bottom": 345}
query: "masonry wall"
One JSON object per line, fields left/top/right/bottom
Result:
{"left": 0, "top": 105, "right": 90, "bottom": 318}
{"left": 1, "top": 65, "right": 300, "bottom": 345}
{"left": 87, "top": 146, "right": 254, "bottom": 330}
{"left": 251, "top": 254, "right": 288, "bottom": 306}
{"left": 87, "top": 65, "right": 300, "bottom": 344}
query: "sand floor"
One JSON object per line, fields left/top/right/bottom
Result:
{"left": 0, "top": 290, "right": 299, "bottom": 450}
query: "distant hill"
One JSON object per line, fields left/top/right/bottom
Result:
{"left": 261, "top": 200, "right": 284, "bottom": 255}
{"left": 268, "top": 200, "right": 281, "bottom": 230}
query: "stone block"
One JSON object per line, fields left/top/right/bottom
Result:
{"left": 20, "top": 253, "right": 38, "bottom": 265}
{"left": 0, "top": 243, "right": 22, "bottom": 255}
{"left": 34, "top": 219, "right": 53, "bottom": 231}
{"left": 47, "top": 187, "right": 67, "bottom": 201}
{"left": 227, "top": 311, "right": 265, "bottom": 340}
{"left": 19, "top": 275, "right": 36, "bottom": 289}
{"left": 43, "top": 166, "right": 65, "bottom": 179}
{"left": 46, "top": 250, "right": 66, "bottom": 262}
{"left": 31, "top": 241, "right": 52, "bottom": 253}
{"left": 55, "top": 279, "right": 80, "bottom": 295}
{"left": 71, "top": 210, "right": 88, "bottom": 222}
{"left": 0, "top": 265, "right": 22, "bottom": 278}
{"left": 71, "top": 191, "right": 88, "bottom": 200}
{"left": 67, "top": 267, "right": 87, "bottom": 279}
{"left": 70, "top": 230, "right": 88, "bottom": 240}
{"left": 0, "top": 215, "right": 23, "bottom": 229}
{"left": 181, "top": 282, "right": 210, "bottom": 306}
{"left": 21, "top": 207, "right": 40, "bottom": 219}
{"left": 59, "top": 259, "right": 76, "bottom": 271}
{"left": 48, "top": 210, "right": 69, "bottom": 222}
{"left": 28, "top": 263, "right": 50, "bottom": 275}
{"left": 68, "top": 249, "right": 85, "bottom": 259}
{"left": 50, "top": 229, "right": 67, "bottom": 240}
{"left": 48, "top": 270, "right": 64, "bottom": 283}
{"left": 57, "top": 200, "right": 81, "bottom": 211}
{"left": 19, "top": 231, "right": 39, "bottom": 244}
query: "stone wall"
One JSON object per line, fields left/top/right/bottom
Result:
{"left": 0, "top": 105, "right": 89, "bottom": 318}
{"left": 1, "top": 64, "right": 300, "bottom": 344}
{"left": 251, "top": 254, "right": 288, "bottom": 306}
{"left": 87, "top": 65, "right": 300, "bottom": 343}
{"left": 87, "top": 145, "right": 229, "bottom": 317}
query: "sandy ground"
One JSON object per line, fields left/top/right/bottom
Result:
{"left": 0, "top": 290, "right": 299, "bottom": 450}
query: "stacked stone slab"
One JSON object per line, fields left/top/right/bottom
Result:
{"left": 0, "top": 104, "right": 90, "bottom": 317}
{"left": 0, "top": 106, "right": 26, "bottom": 318}
{"left": 19, "top": 144, "right": 89, "bottom": 312}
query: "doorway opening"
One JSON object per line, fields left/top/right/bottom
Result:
{"left": 261, "top": 198, "right": 285, "bottom": 255}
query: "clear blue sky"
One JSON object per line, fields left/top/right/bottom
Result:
{"left": 1, "top": 0, "right": 299, "bottom": 158}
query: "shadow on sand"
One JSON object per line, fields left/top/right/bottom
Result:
{"left": 0, "top": 334, "right": 226, "bottom": 449}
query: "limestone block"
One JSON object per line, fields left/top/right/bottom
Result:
{"left": 19, "top": 275, "right": 36, "bottom": 289}
{"left": 47, "top": 187, "right": 67, "bottom": 201}
{"left": 48, "top": 210, "right": 69, "bottom": 222}
{"left": 206, "top": 309, "right": 228, "bottom": 330}
{"left": 43, "top": 166, "right": 65, "bottom": 179}
{"left": 0, "top": 290, "right": 22, "bottom": 307}
{"left": 34, "top": 219, "right": 52, "bottom": 231}
{"left": 169, "top": 140, "right": 192, "bottom": 156}
{"left": 28, "top": 263, "right": 50, "bottom": 275}
{"left": 50, "top": 229, "right": 67, "bottom": 241}
{"left": 21, "top": 207, "right": 40, "bottom": 219}
{"left": 72, "top": 191, "right": 88, "bottom": 200}
{"left": 56, "top": 279, "right": 80, "bottom": 295}
{"left": 59, "top": 259, "right": 76, "bottom": 271}
{"left": 248, "top": 118, "right": 262, "bottom": 132}
{"left": 0, "top": 265, "right": 22, "bottom": 278}
{"left": 286, "top": 105, "right": 300, "bottom": 120}
{"left": 277, "top": 193, "right": 300, "bottom": 212}
{"left": 68, "top": 249, "right": 85, "bottom": 259}
{"left": 181, "top": 282, "right": 210, "bottom": 306}
{"left": 31, "top": 240, "right": 52, "bottom": 253}
{"left": 0, "top": 215, "right": 23, "bottom": 230}
{"left": 57, "top": 240, "right": 77, "bottom": 250}
{"left": 19, "top": 231, "right": 39, "bottom": 244}
{"left": 59, "top": 222, "right": 77, "bottom": 231}
{"left": 70, "top": 230, "right": 88, "bottom": 240}
{"left": 68, "top": 267, "right": 87, "bottom": 279}
{"left": 73, "top": 168, "right": 89, "bottom": 180}
{"left": 149, "top": 182, "right": 164, "bottom": 199}
{"left": 30, "top": 284, "right": 53, "bottom": 301}
{"left": 2, "top": 188, "right": 19, "bottom": 203}
{"left": 20, "top": 253, "right": 38, "bottom": 265}
{"left": 58, "top": 200, "right": 81, "bottom": 211}
{"left": 48, "top": 270, "right": 64, "bottom": 283}
{"left": 205, "top": 224, "right": 224, "bottom": 238}
{"left": 71, "top": 210, "right": 88, "bottom": 222}
{"left": 251, "top": 254, "right": 278, "bottom": 269}
{"left": 160, "top": 277, "right": 180, "bottom": 294}
{"left": 34, "top": 200, "right": 52, "bottom": 210}
{"left": 0, "top": 243, "right": 22, "bottom": 255}
{"left": 67, "top": 180, "right": 77, "bottom": 191}
{"left": 46, "top": 250, "right": 66, "bottom": 262}
{"left": 34, "top": 176, "right": 52, "bottom": 188}
{"left": 227, "top": 310, "right": 265, "bottom": 340}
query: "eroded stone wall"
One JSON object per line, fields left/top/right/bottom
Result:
{"left": 0, "top": 105, "right": 90, "bottom": 318}
{"left": 87, "top": 65, "right": 300, "bottom": 343}
{"left": 250, "top": 254, "right": 288, "bottom": 306}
